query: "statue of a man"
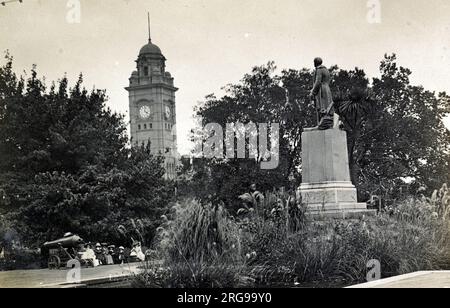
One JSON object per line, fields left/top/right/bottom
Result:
{"left": 310, "top": 57, "right": 334, "bottom": 130}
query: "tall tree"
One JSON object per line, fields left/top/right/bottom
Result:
{"left": 0, "top": 54, "right": 173, "bottom": 247}
{"left": 181, "top": 56, "right": 450, "bottom": 207}
{"left": 364, "top": 54, "right": 450, "bottom": 197}
{"left": 182, "top": 63, "right": 304, "bottom": 211}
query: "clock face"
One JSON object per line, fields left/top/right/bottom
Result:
{"left": 139, "top": 105, "right": 151, "bottom": 119}
{"left": 164, "top": 106, "right": 171, "bottom": 120}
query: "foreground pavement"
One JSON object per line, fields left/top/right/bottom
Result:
{"left": 0, "top": 263, "right": 141, "bottom": 288}
{"left": 349, "top": 271, "right": 450, "bottom": 288}
{"left": 3, "top": 267, "right": 449, "bottom": 288}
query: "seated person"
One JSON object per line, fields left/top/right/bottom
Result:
{"left": 106, "top": 245, "right": 116, "bottom": 265}
{"left": 94, "top": 243, "right": 106, "bottom": 265}
{"left": 79, "top": 242, "right": 97, "bottom": 266}
{"left": 129, "top": 241, "right": 145, "bottom": 262}
{"left": 117, "top": 246, "right": 126, "bottom": 264}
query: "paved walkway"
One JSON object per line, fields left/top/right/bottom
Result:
{"left": 0, "top": 263, "right": 141, "bottom": 288}
{"left": 3, "top": 267, "right": 450, "bottom": 288}
{"left": 349, "top": 271, "right": 450, "bottom": 288}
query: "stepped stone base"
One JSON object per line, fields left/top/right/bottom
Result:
{"left": 299, "top": 128, "right": 375, "bottom": 220}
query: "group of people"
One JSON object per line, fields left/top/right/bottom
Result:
{"left": 78, "top": 241, "right": 146, "bottom": 266}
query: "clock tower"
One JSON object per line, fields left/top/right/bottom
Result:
{"left": 126, "top": 30, "right": 178, "bottom": 179}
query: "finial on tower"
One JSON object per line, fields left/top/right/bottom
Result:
{"left": 147, "top": 12, "right": 151, "bottom": 43}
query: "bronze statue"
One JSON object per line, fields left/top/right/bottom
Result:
{"left": 310, "top": 57, "right": 335, "bottom": 130}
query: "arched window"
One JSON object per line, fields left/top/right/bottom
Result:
{"left": 144, "top": 124, "right": 147, "bottom": 129}
{"left": 144, "top": 66, "right": 149, "bottom": 76}
{"left": 138, "top": 124, "right": 141, "bottom": 130}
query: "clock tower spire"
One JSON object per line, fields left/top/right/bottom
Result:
{"left": 125, "top": 20, "right": 178, "bottom": 179}
{"left": 147, "top": 12, "right": 151, "bottom": 43}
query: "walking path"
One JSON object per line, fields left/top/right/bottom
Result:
{"left": 0, "top": 263, "right": 141, "bottom": 288}
{"left": 2, "top": 267, "right": 450, "bottom": 288}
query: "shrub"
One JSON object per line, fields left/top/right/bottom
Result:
{"left": 133, "top": 186, "right": 450, "bottom": 288}
{"left": 133, "top": 199, "right": 246, "bottom": 288}
{"left": 239, "top": 188, "right": 450, "bottom": 287}
{"left": 156, "top": 199, "right": 242, "bottom": 264}
{"left": 0, "top": 248, "right": 42, "bottom": 271}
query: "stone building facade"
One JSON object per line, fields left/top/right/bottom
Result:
{"left": 126, "top": 38, "right": 178, "bottom": 179}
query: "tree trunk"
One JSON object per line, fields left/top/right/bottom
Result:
{"left": 347, "top": 129, "right": 360, "bottom": 185}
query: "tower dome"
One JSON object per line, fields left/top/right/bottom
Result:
{"left": 139, "top": 41, "right": 162, "bottom": 56}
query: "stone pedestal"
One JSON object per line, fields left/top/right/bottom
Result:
{"left": 298, "top": 128, "right": 375, "bottom": 219}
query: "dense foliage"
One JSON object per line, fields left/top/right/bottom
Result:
{"left": 179, "top": 55, "right": 450, "bottom": 207}
{"left": 0, "top": 54, "right": 174, "bottom": 248}
{"left": 135, "top": 186, "right": 450, "bottom": 288}
{"left": 133, "top": 199, "right": 244, "bottom": 288}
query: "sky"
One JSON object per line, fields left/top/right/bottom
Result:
{"left": 1, "top": 0, "right": 450, "bottom": 154}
